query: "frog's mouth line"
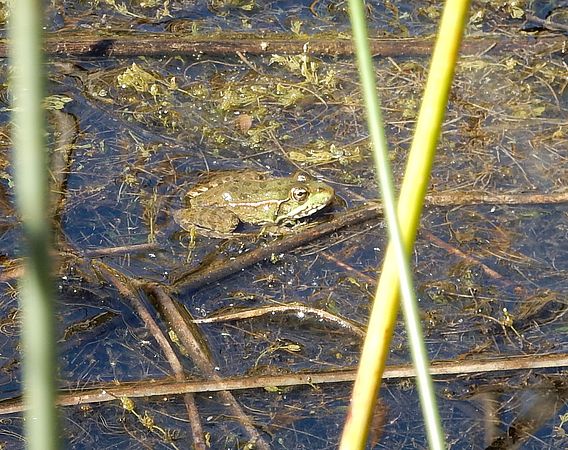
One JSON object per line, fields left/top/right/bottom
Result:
{"left": 288, "top": 203, "right": 326, "bottom": 219}
{"left": 278, "top": 192, "right": 334, "bottom": 222}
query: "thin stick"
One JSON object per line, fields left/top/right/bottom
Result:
{"left": 144, "top": 284, "right": 272, "bottom": 450}
{"left": 173, "top": 188, "right": 568, "bottom": 291}
{"left": 3, "top": 189, "right": 566, "bottom": 285}
{"left": 193, "top": 303, "right": 366, "bottom": 337}
{"left": 524, "top": 13, "right": 568, "bottom": 32}
{"left": 0, "top": 353, "right": 566, "bottom": 415}
{"left": 93, "top": 261, "right": 206, "bottom": 450}
{"left": 0, "top": 32, "right": 562, "bottom": 58}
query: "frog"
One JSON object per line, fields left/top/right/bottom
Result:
{"left": 173, "top": 170, "right": 335, "bottom": 238}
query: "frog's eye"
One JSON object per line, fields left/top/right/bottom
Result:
{"left": 291, "top": 187, "right": 309, "bottom": 202}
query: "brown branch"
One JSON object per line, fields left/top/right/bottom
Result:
{"left": 172, "top": 189, "right": 568, "bottom": 291}
{"left": 92, "top": 261, "right": 269, "bottom": 448}
{"left": 144, "top": 283, "right": 271, "bottom": 450}
{"left": 422, "top": 230, "right": 508, "bottom": 283}
{"left": 3, "top": 190, "right": 566, "bottom": 286}
{"left": 92, "top": 261, "right": 207, "bottom": 450}
{"left": 50, "top": 110, "right": 77, "bottom": 225}
{"left": 0, "top": 244, "right": 157, "bottom": 283}
{"left": 0, "top": 32, "right": 563, "bottom": 58}
{"left": 0, "top": 353, "right": 566, "bottom": 415}
{"left": 171, "top": 203, "right": 382, "bottom": 289}
{"left": 424, "top": 190, "right": 568, "bottom": 206}
{"left": 193, "top": 303, "right": 367, "bottom": 337}
{"left": 84, "top": 242, "right": 159, "bottom": 257}
{"left": 525, "top": 13, "right": 568, "bottom": 33}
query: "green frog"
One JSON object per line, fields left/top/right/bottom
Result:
{"left": 173, "top": 170, "right": 335, "bottom": 238}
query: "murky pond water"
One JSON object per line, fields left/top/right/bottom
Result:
{"left": 0, "top": 1, "right": 566, "bottom": 448}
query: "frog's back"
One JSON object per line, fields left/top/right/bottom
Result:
{"left": 185, "top": 170, "right": 266, "bottom": 207}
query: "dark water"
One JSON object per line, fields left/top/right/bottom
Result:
{"left": 0, "top": 1, "right": 566, "bottom": 448}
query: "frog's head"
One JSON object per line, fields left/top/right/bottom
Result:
{"left": 276, "top": 174, "right": 335, "bottom": 223}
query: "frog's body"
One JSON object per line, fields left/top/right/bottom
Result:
{"left": 173, "top": 170, "right": 334, "bottom": 238}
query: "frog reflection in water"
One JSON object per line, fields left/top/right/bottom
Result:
{"left": 173, "top": 170, "right": 335, "bottom": 239}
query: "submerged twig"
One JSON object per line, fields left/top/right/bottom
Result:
{"left": 144, "top": 283, "right": 272, "bottom": 450}
{"left": 193, "top": 303, "right": 366, "bottom": 337}
{"left": 422, "top": 230, "right": 508, "bottom": 284}
{"left": 424, "top": 190, "right": 568, "bottom": 206}
{"left": 50, "top": 110, "right": 77, "bottom": 225}
{"left": 0, "top": 32, "right": 562, "bottom": 58}
{"left": 525, "top": 13, "right": 568, "bottom": 33}
{"left": 0, "top": 244, "right": 158, "bottom": 283}
{"left": 0, "top": 353, "right": 566, "bottom": 415}
{"left": 84, "top": 242, "right": 159, "bottom": 257}
{"left": 92, "top": 261, "right": 206, "bottom": 450}
{"left": 2, "top": 189, "right": 566, "bottom": 286}
{"left": 172, "top": 189, "right": 568, "bottom": 291}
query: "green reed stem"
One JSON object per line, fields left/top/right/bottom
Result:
{"left": 342, "top": 0, "right": 471, "bottom": 448}
{"left": 9, "top": 1, "right": 59, "bottom": 448}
